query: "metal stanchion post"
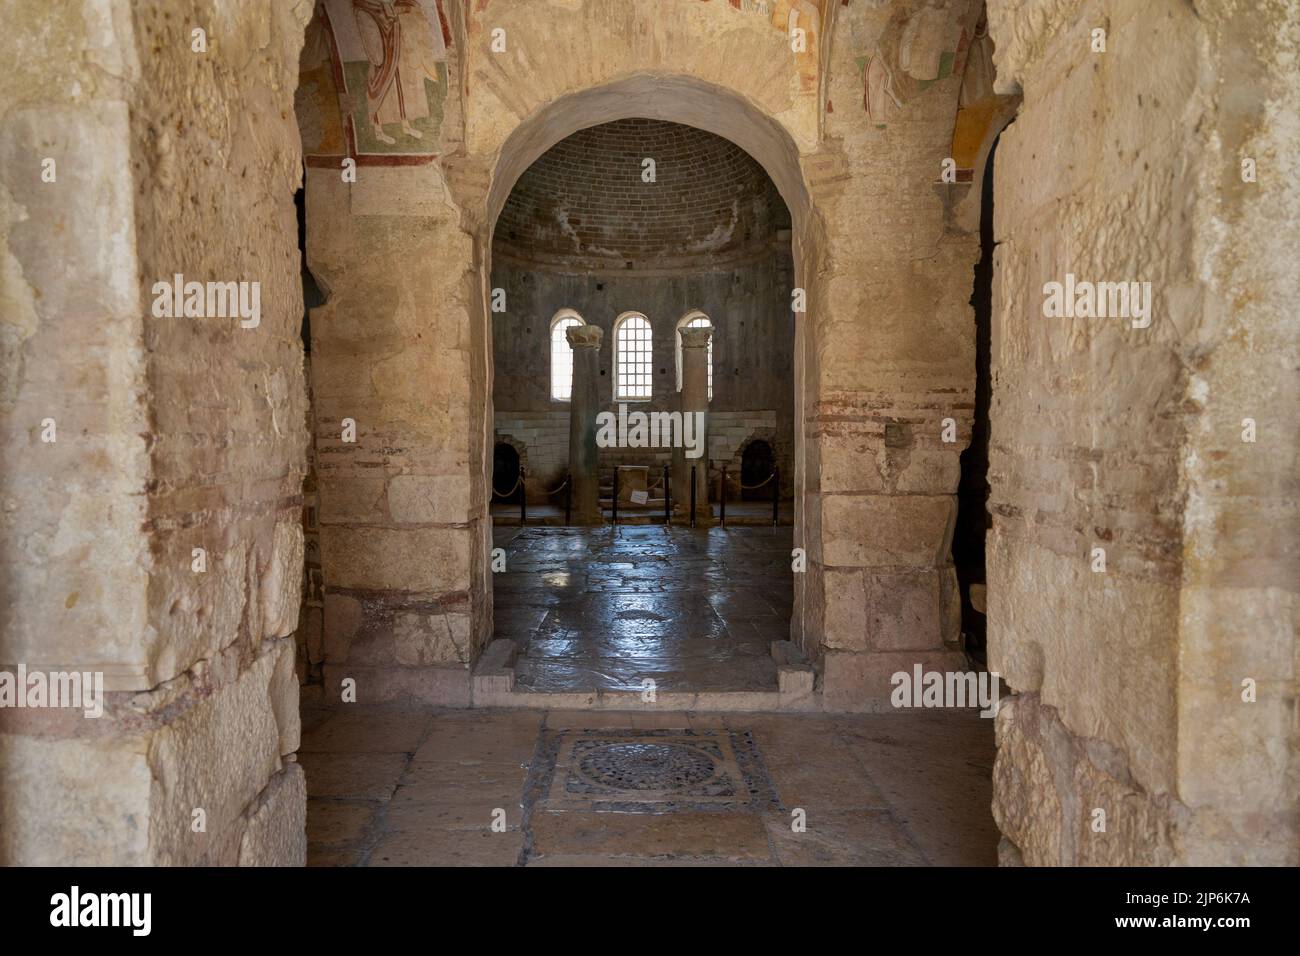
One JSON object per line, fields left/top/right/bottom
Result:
{"left": 772, "top": 465, "right": 779, "bottom": 527}
{"left": 690, "top": 465, "right": 697, "bottom": 529}
{"left": 664, "top": 465, "right": 671, "bottom": 525}
{"left": 720, "top": 465, "right": 727, "bottom": 527}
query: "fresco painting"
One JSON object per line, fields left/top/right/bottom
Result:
{"left": 299, "top": 0, "right": 452, "bottom": 162}
{"left": 858, "top": 5, "right": 965, "bottom": 128}
{"left": 697, "top": 0, "right": 824, "bottom": 95}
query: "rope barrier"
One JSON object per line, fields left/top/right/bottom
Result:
{"left": 739, "top": 470, "right": 776, "bottom": 490}
{"left": 543, "top": 477, "right": 570, "bottom": 495}
{"left": 491, "top": 474, "right": 524, "bottom": 498}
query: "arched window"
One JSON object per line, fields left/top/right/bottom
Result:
{"left": 675, "top": 311, "right": 713, "bottom": 399}
{"left": 550, "top": 309, "right": 585, "bottom": 401}
{"left": 614, "top": 312, "right": 653, "bottom": 401}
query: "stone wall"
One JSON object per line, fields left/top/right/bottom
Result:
{"left": 304, "top": 162, "right": 487, "bottom": 706}
{"left": 490, "top": 254, "right": 795, "bottom": 424}
{"left": 491, "top": 241, "right": 796, "bottom": 502}
{"left": 494, "top": 411, "right": 569, "bottom": 501}
{"left": 808, "top": 0, "right": 984, "bottom": 705}
{"left": 985, "top": 0, "right": 1298, "bottom": 865}
{"left": 495, "top": 408, "right": 785, "bottom": 504}
{"left": 0, "top": 0, "right": 309, "bottom": 864}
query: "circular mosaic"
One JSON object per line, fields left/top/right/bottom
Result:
{"left": 577, "top": 742, "right": 718, "bottom": 792}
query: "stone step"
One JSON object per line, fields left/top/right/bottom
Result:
{"left": 771, "top": 640, "right": 815, "bottom": 700}
{"left": 471, "top": 639, "right": 519, "bottom": 696}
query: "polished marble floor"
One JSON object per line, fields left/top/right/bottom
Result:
{"left": 491, "top": 525, "right": 793, "bottom": 693}
{"left": 300, "top": 705, "right": 998, "bottom": 866}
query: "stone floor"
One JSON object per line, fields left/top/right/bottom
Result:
{"left": 301, "top": 705, "right": 998, "bottom": 866}
{"left": 490, "top": 501, "right": 793, "bottom": 526}
{"left": 492, "top": 525, "right": 793, "bottom": 693}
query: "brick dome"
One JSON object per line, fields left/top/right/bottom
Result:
{"left": 493, "top": 118, "right": 789, "bottom": 271}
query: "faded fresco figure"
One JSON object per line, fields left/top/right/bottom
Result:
{"left": 860, "top": 6, "right": 964, "bottom": 127}
{"left": 863, "top": 51, "right": 902, "bottom": 124}
{"left": 958, "top": 22, "right": 995, "bottom": 107}
{"left": 898, "top": 5, "right": 951, "bottom": 81}
{"left": 352, "top": 0, "right": 447, "bottom": 144}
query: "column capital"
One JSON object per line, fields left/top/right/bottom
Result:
{"left": 679, "top": 326, "right": 712, "bottom": 349}
{"left": 566, "top": 324, "right": 604, "bottom": 349}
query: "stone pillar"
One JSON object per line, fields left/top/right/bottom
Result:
{"left": 566, "top": 324, "right": 604, "bottom": 524}
{"left": 674, "top": 326, "right": 712, "bottom": 524}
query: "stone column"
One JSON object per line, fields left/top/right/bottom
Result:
{"left": 674, "top": 326, "right": 712, "bottom": 524}
{"left": 566, "top": 324, "right": 604, "bottom": 524}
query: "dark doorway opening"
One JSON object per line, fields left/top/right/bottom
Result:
{"left": 740, "top": 440, "right": 775, "bottom": 501}
{"left": 952, "top": 133, "right": 1001, "bottom": 664}
{"left": 296, "top": 186, "right": 325, "bottom": 352}
{"left": 493, "top": 442, "right": 524, "bottom": 505}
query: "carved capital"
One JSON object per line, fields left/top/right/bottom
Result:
{"left": 566, "top": 324, "right": 604, "bottom": 349}
{"left": 678, "top": 326, "right": 712, "bottom": 349}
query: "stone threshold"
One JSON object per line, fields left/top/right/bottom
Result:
{"left": 471, "top": 638, "right": 817, "bottom": 712}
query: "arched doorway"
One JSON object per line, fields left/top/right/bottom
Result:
{"left": 487, "top": 115, "right": 796, "bottom": 693}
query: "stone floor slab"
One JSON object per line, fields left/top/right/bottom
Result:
{"left": 300, "top": 751, "right": 410, "bottom": 801}
{"left": 367, "top": 829, "right": 524, "bottom": 866}
{"left": 494, "top": 526, "right": 790, "bottom": 693}
{"left": 301, "top": 704, "right": 998, "bottom": 867}
{"left": 529, "top": 810, "right": 772, "bottom": 862}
